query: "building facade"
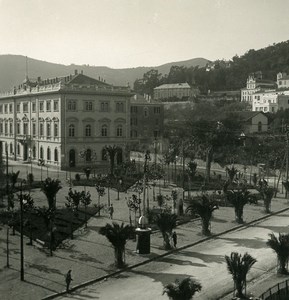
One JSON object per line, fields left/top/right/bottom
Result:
{"left": 154, "top": 83, "right": 196, "bottom": 101}
{"left": 241, "top": 73, "right": 276, "bottom": 104}
{"left": 0, "top": 71, "right": 133, "bottom": 170}
{"left": 130, "top": 94, "right": 164, "bottom": 153}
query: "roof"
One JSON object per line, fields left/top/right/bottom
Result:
{"left": 154, "top": 83, "right": 191, "bottom": 90}
{"left": 234, "top": 111, "right": 267, "bottom": 122}
{"left": 66, "top": 73, "right": 111, "bottom": 87}
{"left": 279, "top": 75, "right": 289, "bottom": 80}
{"left": 130, "top": 94, "right": 162, "bottom": 105}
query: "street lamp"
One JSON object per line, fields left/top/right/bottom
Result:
{"left": 117, "top": 178, "right": 123, "bottom": 200}
{"left": 19, "top": 179, "right": 26, "bottom": 281}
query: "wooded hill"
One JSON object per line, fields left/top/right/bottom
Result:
{"left": 133, "top": 40, "right": 289, "bottom": 95}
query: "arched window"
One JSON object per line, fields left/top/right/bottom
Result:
{"left": 85, "top": 124, "right": 91, "bottom": 137}
{"left": 144, "top": 107, "right": 148, "bottom": 117}
{"left": 17, "top": 143, "right": 20, "bottom": 155}
{"left": 9, "top": 143, "right": 13, "bottom": 154}
{"left": 85, "top": 149, "right": 92, "bottom": 162}
{"left": 32, "top": 146, "right": 36, "bottom": 159}
{"left": 258, "top": 121, "right": 262, "bottom": 132}
{"left": 47, "top": 147, "right": 51, "bottom": 160}
{"left": 54, "top": 148, "right": 58, "bottom": 162}
{"left": 101, "top": 125, "right": 107, "bottom": 137}
{"left": 54, "top": 123, "right": 58, "bottom": 137}
{"left": 102, "top": 148, "right": 107, "bottom": 161}
{"left": 68, "top": 124, "right": 75, "bottom": 137}
{"left": 47, "top": 123, "right": 51, "bottom": 137}
{"left": 40, "top": 146, "right": 44, "bottom": 159}
{"left": 40, "top": 123, "right": 44, "bottom": 136}
{"left": 117, "top": 125, "right": 123, "bottom": 137}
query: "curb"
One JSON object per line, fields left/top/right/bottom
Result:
{"left": 42, "top": 205, "right": 289, "bottom": 300}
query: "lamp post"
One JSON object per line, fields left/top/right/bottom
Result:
{"left": 117, "top": 178, "right": 123, "bottom": 200}
{"left": 142, "top": 150, "right": 150, "bottom": 214}
{"left": 19, "top": 179, "right": 25, "bottom": 281}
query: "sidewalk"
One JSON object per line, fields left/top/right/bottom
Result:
{"left": 1, "top": 177, "right": 289, "bottom": 300}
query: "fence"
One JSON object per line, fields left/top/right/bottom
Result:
{"left": 259, "top": 279, "right": 289, "bottom": 300}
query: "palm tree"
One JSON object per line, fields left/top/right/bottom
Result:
{"left": 9, "top": 170, "right": 20, "bottom": 191}
{"left": 99, "top": 222, "right": 132, "bottom": 268}
{"left": 22, "top": 193, "right": 35, "bottom": 245}
{"left": 267, "top": 232, "right": 289, "bottom": 274}
{"left": 41, "top": 178, "right": 62, "bottom": 210}
{"left": 163, "top": 277, "right": 202, "bottom": 300}
{"left": 156, "top": 212, "right": 177, "bottom": 250}
{"left": 226, "top": 166, "right": 238, "bottom": 183}
{"left": 185, "top": 194, "right": 219, "bottom": 236}
{"left": 104, "top": 145, "right": 121, "bottom": 176}
{"left": 225, "top": 252, "right": 257, "bottom": 298}
{"left": 225, "top": 188, "right": 252, "bottom": 223}
{"left": 258, "top": 186, "right": 275, "bottom": 213}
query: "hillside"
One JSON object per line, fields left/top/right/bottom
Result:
{"left": 0, "top": 55, "right": 209, "bottom": 92}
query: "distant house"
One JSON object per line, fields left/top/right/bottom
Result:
{"left": 153, "top": 83, "right": 198, "bottom": 101}
{"left": 236, "top": 111, "right": 268, "bottom": 134}
{"left": 241, "top": 72, "right": 276, "bottom": 104}
{"left": 198, "top": 90, "right": 240, "bottom": 102}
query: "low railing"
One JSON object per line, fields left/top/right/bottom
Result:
{"left": 259, "top": 279, "right": 289, "bottom": 300}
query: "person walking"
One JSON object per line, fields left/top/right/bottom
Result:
{"left": 172, "top": 231, "right": 177, "bottom": 248}
{"left": 65, "top": 270, "right": 73, "bottom": 293}
{"left": 108, "top": 204, "right": 114, "bottom": 219}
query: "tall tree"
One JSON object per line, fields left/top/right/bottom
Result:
{"left": 41, "top": 178, "right": 62, "bottom": 210}
{"left": 225, "top": 252, "right": 257, "bottom": 299}
{"left": 104, "top": 145, "right": 121, "bottom": 176}
{"left": 156, "top": 212, "right": 177, "bottom": 250}
{"left": 267, "top": 233, "right": 289, "bottom": 275}
{"left": 99, "top": 222, "right": 133, "bottom": 268}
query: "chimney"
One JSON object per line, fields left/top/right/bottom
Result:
{"left": 74, "top": 70, "right": 78, "bottom": 75}
{"left": 37, "top": 76, "right": 41, "bottom": 82}
{"left": 99, "top": 76, "right": 100, "bottom": 81}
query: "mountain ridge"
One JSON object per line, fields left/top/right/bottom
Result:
{"left": 0, "top": 54, "right": 210, "bottom": 92}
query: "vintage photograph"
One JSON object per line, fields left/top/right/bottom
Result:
{"left": 1, "top": 1, "right": 289, "bottom": 299}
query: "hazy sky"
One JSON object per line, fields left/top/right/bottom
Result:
{"left": 0, "top": 0, "right": 289, "bottom": 69}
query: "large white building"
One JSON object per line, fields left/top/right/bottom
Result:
{"left": 252, "top": 72, "right": 289, "bottom": 112}
{"left": 241, "top": 73, "right": 276, "bottom": 104}
{"left": 0, "top": 71, "right": 133, "bottom": 170}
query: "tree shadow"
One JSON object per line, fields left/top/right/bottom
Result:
{"left": 218, "top": 236, "right": 266, "bottom": 249}
{"left": 24, "top": 278, "right": 59, "bottom": 293}
{"left": 254, "top": 224, "right": 289, "bottom": 233}
{"left": 65, "top": 290, "right": 100, "bottom": 299}
{"left": 69, "top": 253, "right": 104, "bottom": 265}
{"left": 177, "top": 250, "right": 225, "bottom": 264}
{"left": 211, "top": 216, "right": 228, "bottom": 223}
{"left": 158, "top": 256, "right": 207, "bottom": 268}
{"left": 129, "top": 269, "right": 197, "bottom": 288}
{"left": 28, "top": 262, "right": 63, "bottom": 275}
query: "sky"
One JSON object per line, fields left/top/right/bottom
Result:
{"left": 0, "top": 0, "right": 289, "bottom": 69}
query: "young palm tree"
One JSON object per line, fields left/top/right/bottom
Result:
{"left": 163, "top": 277, "right": 202, "bottom": 300}
{"left": 104, "top": 145, "right": 121, "bottom": 176}
{"left": 259, "top": 186, "right": 275, "bottom": 213}
{"left": 41, "top": 178, "right": 62, "bottom": 210}
{"left": 226, "top": 166, "right": 238, "bottom": 183}
{"left": 99, "top": 222, "right": 132, "bottom": 268}
{"left": 155, "top": 212, "right": 177, "bottom": 250}
{"left": 185, "top": 194, "right": 219, "bottom": 236}
{"left": 9, "top": 170, "right": 20, "bottom": 190}
{"left": 267, "top": 232, "right": 289, "bottom": 274}
{"left": 226, "top": 188, "right": 252, "bottom": 223}
{"left": 225, "top": 252, "right": 257, "bottom": 298}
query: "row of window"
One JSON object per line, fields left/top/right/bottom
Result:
{"left": 68, "top": 124, "right": 123, "bottom": 137}
{"left": 0, "top": 122, "right": 59, "bottom": 137}
{"left": 130, "top": 117, "right": 159, "bottom": 126}
{"left": 67, "top": 100, "right": 125, "bottom": 112}
{"left": 0, "top": 100, "right": 59, "bottom": 114}
{"left": 130, "top": 130, "right": 159, "bottom": 138}
{"left": 130, "top": 106, "right": 161, "bottom": 115}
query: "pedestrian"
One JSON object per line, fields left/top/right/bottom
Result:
{"left": 172, "top": 231, "right": 177, "bottom": 248}
{"left": 65, "top": 270, "right": 73, "bottom": 293}
{"left": 108, "top": 204, "right": 114, "bottom": 219}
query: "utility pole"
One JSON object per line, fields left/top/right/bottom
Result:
{"left": 142, "top": 150, "right": 150, "bottom": 215}
{"left": 20, "top": 180, "right": 24, "bottom": 281}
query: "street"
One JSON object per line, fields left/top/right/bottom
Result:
{"left": 58, "top": 212, "right": 289, "bottom": 300}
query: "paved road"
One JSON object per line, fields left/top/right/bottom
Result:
{"left": 58, "top": 212, "right": 289, "bottom": 300}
